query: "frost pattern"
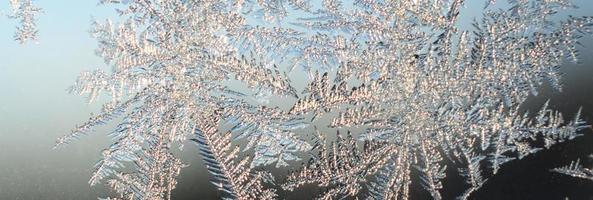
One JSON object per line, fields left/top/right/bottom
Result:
{"left": 192, "top": 115, "right": 277, "bottom": 200}
{"left": 552, "top": 156, "right": 593, "bottom": 181}
{"left": 7, "top": 0, "right": 41, "bottom": 43}
{"left": 10, "top": 0, "right": 590, "bottom": 199}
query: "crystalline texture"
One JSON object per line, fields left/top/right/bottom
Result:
{"left": 552, "top": 157, "right": 593, "bottom": 181}
{"left": 8, "top": 0, "right": 41, "bottom": 44}
{"left": 5, "top": 0, "right": 593, "bottom": 199}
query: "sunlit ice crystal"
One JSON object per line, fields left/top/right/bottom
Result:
{"left": 5, "top": 0, "right": 593, "bottom": 199}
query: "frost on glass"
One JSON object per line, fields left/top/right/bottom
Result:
{"left": 552, "top": 155, "right": 593, "bottom": 181}
{"left": 5, "top": 0, "right": 593, "bottom": 199}
{"left": 7, "top": 0, "right": 41, "bottom": 43}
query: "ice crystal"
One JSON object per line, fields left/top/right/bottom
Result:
{"left": 7, "top": 0, "right": 41, "bottom": 43}
{"left": 5, "top": 0, "right": 593, "bottom": 199}
{"left": 552, "top": 156, "right": 593, "bottom": 181}
{"left": 192, "top": 115, "right": 277, "bottom": 200}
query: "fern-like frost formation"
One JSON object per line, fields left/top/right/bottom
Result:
{"left": 6, "top": 0, "right": 593, "bottom": 199}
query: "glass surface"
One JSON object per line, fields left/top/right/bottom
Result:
{"left": 1, "top": 1, "right": 593, "bottom": 199}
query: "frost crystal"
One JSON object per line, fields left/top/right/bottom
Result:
{"left": 552, "top": 156, "right": 593, "bottom": 181}
{"left": 6, "top": 0, "right": 592, "bottom": 199}
{"left": 7, "top": 0, "right": 41, "bottom": 44}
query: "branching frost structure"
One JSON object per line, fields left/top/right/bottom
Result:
{"left": 5, "top": 0, "right": 589, "bottom": 199}
{"left": 7, "top": 0, "right": 41, "bottom": 43}
{"left": 552, "top": 156, "right": 593, "bottom": 181}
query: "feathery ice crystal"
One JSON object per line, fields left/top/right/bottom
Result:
{"left": 7, "top": 0, "right": 41, "bottom": 44}
{"left": 7, "top": 0, "right": 593, "bottom": 199}
{"left": 553, "top": 155, "right": 593, "bottom": 181}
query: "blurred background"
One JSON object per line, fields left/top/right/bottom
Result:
{"left": 1, "top": 1, "right": 593, "bottom": 199}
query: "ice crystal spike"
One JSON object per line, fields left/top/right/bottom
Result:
{"left": 552, "top": 157, "right": 593, "bottom": 181}
{"left": 1, "top": 0, "right": 587, "bottom": 199}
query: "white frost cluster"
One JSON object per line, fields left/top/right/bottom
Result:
{"left": 7, "top": 0, "right": 592, "bottom": 199}
{"left": 7, "top": 0, "right": 41, "bottom": 44}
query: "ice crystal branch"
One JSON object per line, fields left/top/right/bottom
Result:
{"left": 3, "top": 0, "right": 586, "bottom": 199}
{"left": 415, "top": 140, "right": 446, "bottom": 200}
{"left": 7, "top": 0, "right": 41, "bottom": 43}
{"left": 552, "top": 156, "right": 593, "bottom": 181}
{"left": 192, "top": 116, "right": 276, "bottom": 200}
{"left": 282, "top": 131, "right": 392, "bottom": 199}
